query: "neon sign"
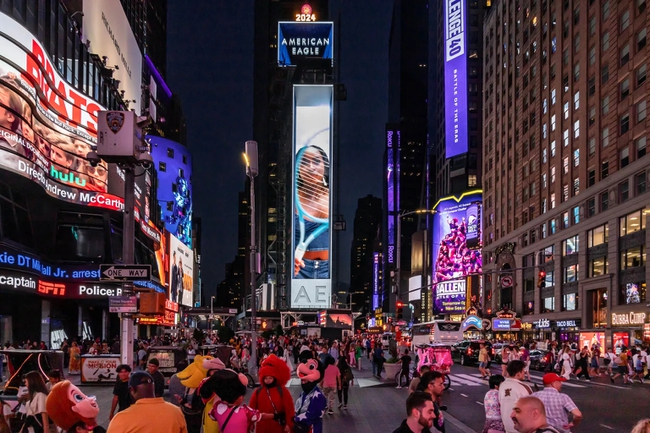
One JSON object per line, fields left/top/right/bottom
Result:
{"left": 296, "top": 4, "right": 316, "bottom": 21}
{"left": 612, "top": 312, "right": 647, "bottom": 326}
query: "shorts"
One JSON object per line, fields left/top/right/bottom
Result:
{"left": 618, "top": 366, "right": 628, "bottom": 374}
{"left": 479, "top": 362, "right": 487, "bottom": 368}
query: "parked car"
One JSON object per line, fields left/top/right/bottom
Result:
{"left": 451, "top": 340, "right": 492, "bottom": 366}
{"left": 529, "top": 350, "right": 553, "bottom": 371}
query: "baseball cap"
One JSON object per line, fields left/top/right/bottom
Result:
{"left": 147, "top": 358, "right": 159, "bottom": 366}
{"left": 128, "top": 371, "right": 153, "bottom": 388}
{"left": 542, "top": 373, "right": 567, "bottom": 384}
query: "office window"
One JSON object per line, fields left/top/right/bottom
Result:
{"left": 551, "top": 140, "right": 556, "bottom": 156}
{"left": 588, "top": 257, "right": 608, "bottom": 277}
{"left": 574, "top": 149, "right": 580, "bottom": 166}
{"left": 637, "top": 136, "right": 647, "bottom": 158}
{"left": 551, "top": 192, "right": 556, "bottom": 209}
{"left": 563, "top": 157, "right": 569, "bottom": 174}
{"left": 551, "top": 166, "right": 556, "bottom": 183}
{"left": 602, "top": 32, "right": 610, "bottom": 50}
{"left": 563, "top": 293, "right": 578, "bottom": 311}
{"left": 619, "top": 180, "right": 630, "bottom": 202}
{"left": 589, "top": 138, "right": 596, "bottom": 155}
{"left": 542, "top": 173, "right": 548, "bottom": 188}
{"left": 563, "top": 129, "right": 569, "bottom": 147}
{"left": 602, "top": 128, "right": 609, "bottom": 147}
{"left": 563, "top": 235, "right": 579, "bottom": 255}
{"left": 563, "top": 184, "right": 569, "bottom": 201}
{"left": 621, "top": 44, "right": 630, "bottom": 66}
{"left": 620, "top": 209, "right": 646, "bottom": 236}
{"left": 602, "top": 96, "right": 610, "bottom": 114}
{"left": 574, "top": 120, "right": 580, "bottom": 138}
{"left": 638, "top": 28, "right": 647, "bottom": 51}
{"left": 638, "top": 64, "right": 647, "bottom": 86}
{"left": 564, "top": 102, "right": 569, "bottom": 119}
{"left": 543, "top": 148, "right": 548, "bottom": 163}
{"left": 589, "top": 106, "right": 596, "bottom": 125}
{"left": 589, "top": 46, "right": 596, "bottom": 65}
{"left": 574, "top": 63, "right": 580, "bottom": 82}
{"left": 574, "top": 178, "right": 580, "bottom": 196}
{"left": 573, "top": 205, "right": 580, "bottom": 223}
{"left": 635, "top": 172, "right": 646, "bottom": 195}
{"left": 621, "top": 113, "right": 630, "bottom": 134}
{"left": 551, "top": 88, "right": 556, "bottom": 105}
{"left": 543, "top": 295, "right": 556, "bottom": 313}
{"left": 543, "top": 123, "right": 548, "bottom": 139}
{"left": 621, "top": 146, "right": 630, "bottom": 167}
{"left": 588, "top": 169, "right": 596, "bottom": 187}
{"left": 588, "top": 224, "right": 609, "bottom": 247}
{"left": 589, "top": 75, "right": 596, "bottom": 95}
{"left": 574, "top": 91, "right": 580, "bottom": 110}
{"left": 541, "top": 223, "right": 548, "bottom": 238}
{"left": 600, "top": 191, "right": 609, "bottom": 211}
{"left": 621, "top": 246, "right": 646, "bottom": 269}
{"left": 621, "top": 79, "right": 630, "bottom": 100}
{"left": 587, "top": 197, "right": 596, "bottom": 217}
{"left": 621, "top": 9, "right": 631, "bottom": 31}
{"left": 603, "top": 1, "right": 611, "bottom": 19}
{"left": 639, "top": 0, "right": 647, "bottom": 14}
{"left": 542, "top": 198, "right": 547, "bottom": 213}
{"left": 550, "top": 218, "right": 557, "bottom": 234}
{"left": 564, "top": 264, "right": 579, "bottom": 283}
{"left": 637, "top": 101, "right": 647, "bottom": 122}
{"left": 602, "top": 64, "right": 609, "bottom": 84}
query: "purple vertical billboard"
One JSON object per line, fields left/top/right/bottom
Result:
{"left": 386, "top": 126, "right": 400, "bottom": 264}
{"left": 432, "top": 190, "right": 482, "bottom": 314}
{"left": 444, "top": 0, "right": 469, "bottom": 158}
{"left": 372, "top": 252, "right": 379, "bottom": 310}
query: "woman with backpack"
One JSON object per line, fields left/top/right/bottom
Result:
{"left": 337, "top": 357, "right": 353, "bottom": 410}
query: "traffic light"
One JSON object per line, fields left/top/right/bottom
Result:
{"left": 538, "top": 270, "right": 546, "bottom": 288}
{"left": 396, "top": 300, "right": 403, "bottom": 320}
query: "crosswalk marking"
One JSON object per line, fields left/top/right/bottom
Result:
{"left": 464, "top": 373, "right": 587, "bottom": 389}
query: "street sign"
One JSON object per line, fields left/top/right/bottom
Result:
{"left": 500, "top": 275, "right": 513, "bottom": 288}
{"left": 100, "top": 264, "right": 151, "bottom": 281}
{"left": 109, "top": 296, "right": 138, "bottom": 313}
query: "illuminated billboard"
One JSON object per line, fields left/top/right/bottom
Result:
{"left": 149, "top": 136, "right": 193, "bottom": 247}
{"left": 290, "top": 85, "right": 333, "bottom": 309}
{"left": 278, "top": 22, "right": 334, "bottom": 66}
{"left": 386, "top": 126, "right": 400, "bottom": 264}
{"left": 432, "top": 190, "right": 482, "bottom": 314}
{"left": 167, "top": 232, "right": 194, "bottom": 307}
{"left": 443, "top": 0, "right": 469, "bottom": 158}
{"left": 0, "top": 12, "right": 128, "bottom": 211}
{"left": 82, "top": 0, "right": 143, "bottom": 114}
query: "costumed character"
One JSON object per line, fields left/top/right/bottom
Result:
{"left": 172, "top": 355, "right": 225, "bottom": 433}
{"left": 294, "top": 351, "right": 326, "bottom": 433}
{"left": 45, "top": 380, "right": 105, "bottom": 433}
{"left": 249, "top": 354, "right": 295, "bottom": 433}
{"left": 202, "top": 369, "right": 274, "bottom": 433}
{"left": 196, "top": 357, "right": 227, "bottom": 433}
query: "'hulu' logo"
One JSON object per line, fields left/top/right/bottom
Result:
{"left": 50, "top": 166, "right": 86, "bottom": 187}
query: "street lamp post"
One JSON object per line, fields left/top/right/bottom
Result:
{"left": 210, "top": 295, "right": 215, "bottom": 329}
{"left": 244, "top": 141, "right": 259, "bottom": 377}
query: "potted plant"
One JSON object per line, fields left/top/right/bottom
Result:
{"left": 383, "top": 355, "right": 401, "bottom": 381}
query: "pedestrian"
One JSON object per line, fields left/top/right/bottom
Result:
{"left": 572, "top": 347, "right": 590, "bottom": 381}
{"left": 109, "top": 364, "right": 132, "bottom": 420}
{"left": 610, "top": 347, "right": 630, "bottom": 385}
{"left": 391, "top": 391, "right": 435, "bottom": 433}
{"left": 559, "top": 347, "right": 572, "bottom": 380}
{"left": 482, "top": 375, "right": 506, "bottom": 433}
{"left": 147, "top": 358, "right": 166, "bottom": 397}
{"left": 510, "top": 396, "right": 561, "bottom": 433}
{"left": 409, "top": 365, "right": 430, "bottom": 394}
{"left": 337, "top": 357, "right": 353, "bottom": 409}
{"left": 397, "top": 349, "right": 412, "bottom": 389}
{"left": 248, "top": 354, "right": 295, "bottom": 433}
{"left": 520, "top": 344, "right": 531, "bottom": 382}
{"left": 501, "top": 346, "right": 510, "bottom": 376}
{"left": 479, "top": 343, "right": 491, "bottom": 379}
{"left": 355, "top": 342, "right": 363, "bottom": 371}
{"left": 321, "top": 356, "right": 340, "bottom": 415}
{"left": 373, "top": 344, "right": 385, "bottom": 379}
{"left": 498, "top": 360, "right": 533, "bottom": 433}
{"left": 417, "top": 371, "right": 446, "bottom": 432}
{"left": 532, "top": 373, "right": 582, "bottom": 433}
{"left": 68, "top": 341, "right": 81, "bottom": 375}
{"left": 603, "top": 347, "right": 616, "bottom": 376}
{"left": 107, "top": 371, "right": 187, "bottom": 433}
{"left": 23, "top": 370, "right": 49, "bottom": 433}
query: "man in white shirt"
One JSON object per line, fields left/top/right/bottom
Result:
{"left": 499, "top": 360, "right": 533, "bottom": 433}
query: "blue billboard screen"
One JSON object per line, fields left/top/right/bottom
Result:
{"left": 278, "top": 22, "right": 334, "bottom": 66}
{"left": 432, "top": 191, "right": 482, "bottom": 314}
{"left": 443, "top": 0, "right": 469, "bottom": 158}
{"left": 149, "top": 136, "right": 193, "bottom": 248}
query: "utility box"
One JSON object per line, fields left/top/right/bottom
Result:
{"left": 97, "top": 111, "right": 144, "bottom": 163}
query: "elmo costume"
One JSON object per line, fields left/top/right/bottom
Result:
{"left": 249, "top": 354, "right": 295, "bottom": 433}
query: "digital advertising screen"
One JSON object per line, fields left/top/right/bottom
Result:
{"left": 434, "top": 279, "right": 466, "bottom": 313}
{"left": 443, "top": 0, "right": 469, "bottom": 158}
{"left": 432, "top": 190, "right": 482, "bottom": 314}
{"left": 278, "top": 22, "right": 334, "bottom": 66}
{"left": 290, "top": 85, "right": 333, "bottom": 309}
{"left": 149, "top": 136, "right": 193, "bottom": 247}
{"left": 167, "top": 232, "right": 194, "bottom": 307}
{"left": 0, "top": 13, "right": 129, "bottom": 211}
{"left": 386, "top": 127, "right": 400, "bottom": 265}
{"left": 82, "top": 0, "right": 143, "bottom": 114}
{"left": 579, "top": 332, "right": 605, "bottom": 351}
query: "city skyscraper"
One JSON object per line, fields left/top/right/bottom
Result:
{"left": 482, "top": 0, "right": 650, "bottom": 341}
{"left": 350, "top": 195, "right": 383, "bottom": 313}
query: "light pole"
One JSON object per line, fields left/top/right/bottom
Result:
{"left": 395, "top": 209, "right": 436, "bottom": 298}
{"left": 244, "top": 141, "right": 259, "bottom": 377}
{"left": 210, "top": 295, "right": 215, "bottom": 329}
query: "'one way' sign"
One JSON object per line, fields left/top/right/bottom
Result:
{"left": 100, "top": 264, "right": 152, "bottom": 281}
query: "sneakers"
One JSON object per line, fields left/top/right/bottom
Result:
{"left": 610, "top": 377, "right": 615, "bottom": 384}
{"left": 396, "top": 385, "right": 402, "bottom": 389}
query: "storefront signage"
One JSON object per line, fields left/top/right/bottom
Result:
{"left": 0, "top": 271, "right": 37, "bottom": 291}
{"left": 555, "top": 319, "right": 580, "bottom": 328}
{"left": 534, "top": 318, "right": 551, "bottom": 329}
{"left": 612, "top": 312, "right": 647, "bottom": 326}
{"left": 462, "top": 315, "right": 483, "bottom": 331}
{"left": 492, "top": 318, "right": 512, "bottom": 331}
{"left": 495, "top": 309, "right": 516, "bottom": 319}
{"left": 80, "top": 356, "right": 119, "bottom": 383}
{"left": 644, "top": 324, "right": 650, "bottom": 339}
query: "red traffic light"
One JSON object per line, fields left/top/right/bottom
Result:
{"left": 539, "top": 271, "right": 546, "bottom": 277}
{"left": 396, "top": 301, "right": 403, "bottom": 308}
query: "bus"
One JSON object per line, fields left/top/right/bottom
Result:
{"left": 410, "top": 321, "right": 463, "bottom": 346}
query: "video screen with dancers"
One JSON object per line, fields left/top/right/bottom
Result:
{"left": 432, "top": 192, "right": 483, "bottom": 314}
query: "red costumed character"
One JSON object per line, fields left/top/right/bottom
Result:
{"left": 249, "top": 354, "right": 295, "bottom": 433}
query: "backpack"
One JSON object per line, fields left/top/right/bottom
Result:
{"left": 343, "top": 367, "right": 354, "bottom": 383}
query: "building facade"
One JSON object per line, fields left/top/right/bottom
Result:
{"left": 483, "top": 0, "right": 650, "bottom": 345}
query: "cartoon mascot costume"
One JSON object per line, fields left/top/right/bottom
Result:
{"left": 293, "top": 351, "right": 326, "bottom": 433}
{"left": 249, "top": 354, "right": 295, "bottom": 433}
{"left": 46, "top": 380, "right": 106, "bottom": 433}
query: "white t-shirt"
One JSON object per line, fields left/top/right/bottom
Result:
{"left": 26, "top": 392, "right": 47, "bottom": 416}
{"left": 499, "top": 378, "right": 533, "bottom": 433}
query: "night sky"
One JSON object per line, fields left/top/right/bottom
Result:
{"left": 166, "top": 1, "right": 392, "bottom": 299}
